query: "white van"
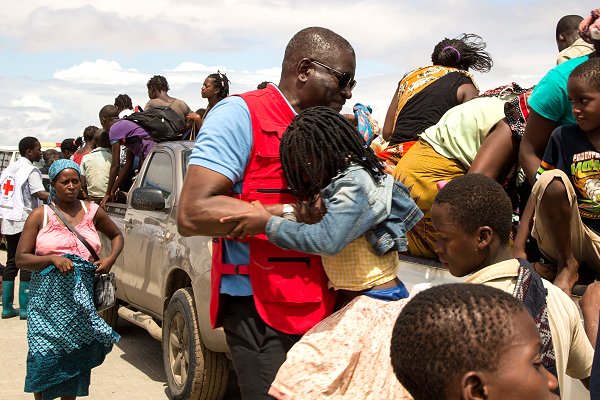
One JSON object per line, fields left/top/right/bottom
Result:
{"left": 0, "top": 146, "right": 20, "bottom": 175}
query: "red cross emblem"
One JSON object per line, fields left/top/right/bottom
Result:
{"left": 2, "top": 178, "right": 14, "bottom": 198}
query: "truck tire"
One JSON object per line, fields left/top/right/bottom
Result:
{"left": 98, "top": 303, "right": 119, "bottom": 329}
{"left": 163, "top": 287, "right": 228, "bottom": 400}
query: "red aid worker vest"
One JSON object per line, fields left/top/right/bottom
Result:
{"left": 209, "top": 85, "right": 336, "bottom": 335}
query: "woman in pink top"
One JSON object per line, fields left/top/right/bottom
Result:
{"left": 16, "top": 159, "right": 123, "bottom": 400}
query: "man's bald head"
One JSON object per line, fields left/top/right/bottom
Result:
{"left": 99, "top": 104, "right": 119, "bottom": 120}
{"left": 99, "top": 104, "right": 120, "bottom": 131}
{"left": 278, "top": 27, "right": 356, "bottom": 113}
{"left": 281, "top": 27, "right": 355, "bottom": 76}
{"left": 556, "top": 15, "right": 584, "bottom": 51}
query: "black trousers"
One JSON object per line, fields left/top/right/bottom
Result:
{"left": 221, "top": 295, "right": 300, "bottom": 400}
{"left": 3, "top": 232, "right": 30, "bottom": 282}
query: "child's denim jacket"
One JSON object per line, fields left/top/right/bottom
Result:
{"left": 266, "top": 164, "right": 423, "bottom": 256}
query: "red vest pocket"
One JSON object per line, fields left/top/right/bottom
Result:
{"left": 249, "top": 239, "right": 325, "bottom": 303}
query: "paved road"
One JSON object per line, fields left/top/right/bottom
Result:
{"left": 0, "top": 249, "right": 241, "bottom": 400}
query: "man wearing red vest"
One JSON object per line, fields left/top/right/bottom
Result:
{"left": 178, "top": 27, "right": 356, "bottom": 399}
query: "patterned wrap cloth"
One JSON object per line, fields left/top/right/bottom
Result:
{"left": 514, "top": 258, "right": 560, "bottom": 395}
{"left": 479, "top": 82, "right": 533, "bottom": 139}
{"left": 25, "top": 254, "right": 119, "bottom": 399}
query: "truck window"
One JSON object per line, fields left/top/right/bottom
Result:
{"left": 140, "top": 152, "right": 174, "bottom": 204}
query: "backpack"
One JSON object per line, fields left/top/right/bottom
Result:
{"left": 124, "top": 106, "right": 185, "bottom": 142}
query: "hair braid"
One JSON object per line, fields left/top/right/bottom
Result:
{"left": 114, "top": 94, "right": 133, "bottom": 111}
{"left": 431, "top": 33, "right": 493, "bottom": 73}
{"left": 207, "top": 71, "right": 231, "bottom": 100}
{"left": 280, "top": 107, "right": 385, "bottom": 204}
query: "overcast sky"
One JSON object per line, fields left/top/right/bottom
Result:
{"left": 0, "top": 1, "right": 598, "bottom": 146}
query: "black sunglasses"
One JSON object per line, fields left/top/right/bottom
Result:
{"left": 309, "top": 59, "right": 357, "bottom": 91}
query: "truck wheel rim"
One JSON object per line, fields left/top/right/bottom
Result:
{"left": 169, "top": 312, "right": 189, "bottom": 386}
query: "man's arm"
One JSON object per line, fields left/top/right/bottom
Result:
{"left": 381, "top": 86, "right": 399, "bottom": 142}
{"left": 101, "top": 142, "right": 121, "bottom": 208}
{"left": 112, "top": 149, "right": 133, "bottom": 194}
{"left": 519, "top": 110, "right": 558, "bottom": 185}
{"left": 80, "top": 175, "right": 89, "bottom": 197}
{"left": 28, "top": 169, "right": 48, "bottom": 201}
{"left": 512, "top": 195, "right": 535, "bottom": 260}
{"left": 177, "top": 165, "right": 256, "bottom": 237}
{"left": 33, "top": 191, "right": 49, "bottom": 202}
{"left": 456, "top": 83, "right": 479, "bottom": 104}
{"left": 469, "top": 119, "right": 518, "bottom": 180}
{"left": 557, "top": 285, "right": 594, "bottom": 389}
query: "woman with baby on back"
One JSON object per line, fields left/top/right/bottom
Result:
{"left": 221, "top": 106, "right": 422, "bottom": 399}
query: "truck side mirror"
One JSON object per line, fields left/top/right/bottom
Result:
{"left": 130, "top": 187, "right": 167, "bottom": 211}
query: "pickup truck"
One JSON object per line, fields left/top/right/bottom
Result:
{"left": 101, "top": 141, "right": 588, "bottom": 400}
{"left": 100, "top": 141, "right": 230, "bottom": 400}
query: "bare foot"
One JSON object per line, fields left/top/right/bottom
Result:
{"left": 553, "top": 259, "right": 580, "bottom": 296}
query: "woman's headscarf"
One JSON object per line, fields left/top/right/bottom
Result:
{"left": 47, "top": 159, "right": 81, "bottom": 203}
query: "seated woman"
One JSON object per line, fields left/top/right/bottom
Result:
{"left": 16, "top": 159, "right": 124, "bottom": 399}
{"left": 221, "top": 107, "right": 422, "bottom": 399}
{"left": 393, "top": 84, "right": 531, "bottom": 259}
{"left": 381, "top": 34, "right": 492, "bottom": 162}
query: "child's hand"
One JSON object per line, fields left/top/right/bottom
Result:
{"left": 220, "top": 201, "right": 272, "bottom": 238}
{"left": 295, "top": 196, "right": 327, "bottom": 224}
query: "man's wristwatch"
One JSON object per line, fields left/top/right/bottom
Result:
{"left": 282, "top": 204, "right": 297, "bottom": 222}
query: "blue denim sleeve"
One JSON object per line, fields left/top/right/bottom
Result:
{"left": 265, "top": 178, "right": 381, "bottom": 256}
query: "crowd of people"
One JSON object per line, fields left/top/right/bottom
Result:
{"left": 2, "top": 6, "right": 600, "bottom": 400}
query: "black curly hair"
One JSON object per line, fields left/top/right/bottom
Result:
{"left": 207, "top": 71, "right": 231, "bottom": 100}
{"left": 391, "top": 283, "right": 528, "bottom": 400}
{"left": 18, "top": 137, "right": 40, "bottom": 157}
{"left": 147, "top": 75, "right": 170, "bottom": 92}
{"left": 570, "top": 57, "right": 600, "bottom": 91}
{"left": 114, "top": 94, "right": 133, "bottom": 111}
{"left": 434, "top": 174, "right": 512, "bottom": 244}
{"left": 280, "top": 106, "right": 385, "bottom": 204}
{"left": 60, "top": 138, "right": 78, "bottom": 155}
{"left": 431, "top": 33, "right": 493, "bottom": 73}
{"left": 82, "top": 125, "right": 98, "bottom": 143}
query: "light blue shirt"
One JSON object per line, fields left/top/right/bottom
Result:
{"left": 188, "top": 96, "right": 254, "bottom": 295}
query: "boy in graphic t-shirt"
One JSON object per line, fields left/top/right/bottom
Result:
{"left": 514, "top": 57, "right": 600, "bottom": 295}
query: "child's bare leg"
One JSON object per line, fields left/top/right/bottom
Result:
{"left": 34, "top": 393, "right": 42, "bottom": 400}
{"left": 538, "top": 178, "right": 579, "bottom": 294}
